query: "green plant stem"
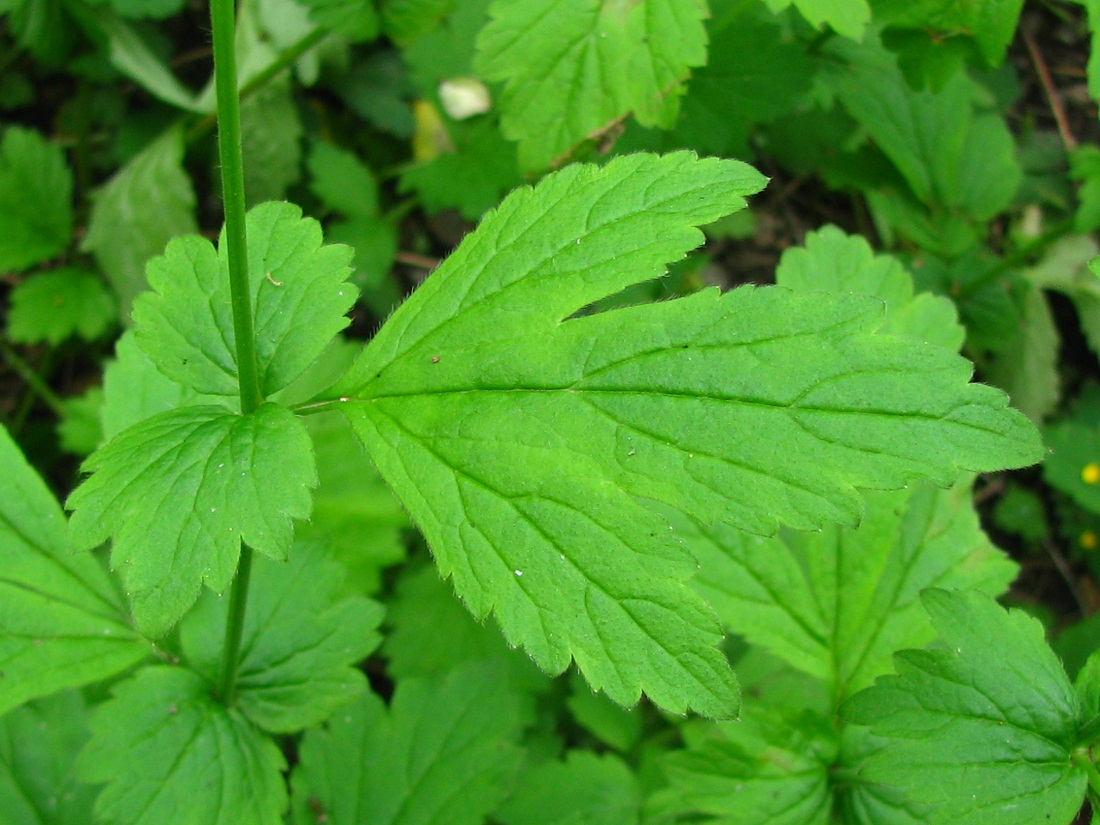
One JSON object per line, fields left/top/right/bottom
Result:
{"left": 186, "top": 26, "right": 329, "bottom": 144}
{"left": 0, "top": 342, "right": 66, "bottom": 418}
{"left": 217, "top": 546, "right": 253, "bottom": 705}
{"left": 957, "top": 218, "right": 1075, "bottom": 299}
{"left": 209, "top": 0, "right": 262, "bottom": 706}
{"left": 210, "top": 0, "right": 262, "bottom": 415}
{"left": 1073, "top": 749, "right": 1100, "bottom": 799}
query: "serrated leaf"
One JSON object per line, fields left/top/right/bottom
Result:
{"left": 66, "top": 403, "right": 316, "bottom": 637}
{"left": 765, "top": 0, "right": 869, "bottom": 40}
{"left": 7, "top": 267, "right": 116, "bottom": 345}
{"left": 82, "top": 126, "right": 199, "bottom": 317}
{"left": 0, "top": 424, "right": 148, "bottom": 716}
{"left": 475, "top": 0, "right": 708, "bottom": 170}
{"left": 684, "top": 480, "right": 1016, "bottom": 699}
{"left": 0, "top": 691, "right": 98, "bottom": 825}
{"left": 775, "top": 225, "right": 964, "bottom": 350}
{"left": 844, "top": 589, "right": 1088, "bottom": 825}
{"left": 179, "top": 540, "right": 383, "bottom": 733}
{"left": 331, "top": 151, "right": 1041, "bottom": 717}
{"left": 495, "top": 751, "right": 640, "bottom": 825}
{"left": 131, "top": 201, "right": 356, "bottom": 399}
{"left": 383, "top": 563, "right": 547, "bottom": 690}
{"left": 77, "top": 667, "right": 286, "bottom": 825}
{"left": 0, "top": 127, "right": 72, "bottom": 273}
{"left": 291, "top": 665, "right": 527, "bottom": 825}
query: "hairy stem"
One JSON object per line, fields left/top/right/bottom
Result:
{"left": 210, "top": 0, "right": 261, "bottom": 705}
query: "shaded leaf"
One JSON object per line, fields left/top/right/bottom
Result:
{"left": 7, "top": 267, "right": 116, "bottom": 345}
{"left": 0, "top": 127, "right": 72, "bottom": 273}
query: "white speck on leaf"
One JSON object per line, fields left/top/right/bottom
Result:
{"left": 514, "top": 569, "right": 523, "bottom": 576}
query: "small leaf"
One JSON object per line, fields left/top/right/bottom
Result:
{"left": 77, "top": 667, "right": 287, "bottom": 825}
{"left": 1044, "top": 421, "right": 1100, "bottom": 519}
{"left": 844, "top": 589, "right": 1088, "bottom": 825}
{"left": 7, "top": 267, "right": 116, "bottom": 345}
{"left": 872, "top": 0, "right": 1026, "bottom": 67}
{"left": 291, "top": 664, "right": 528, "bottom": 825}
{"left": 0, "top": 126, "right": 72, "bottom": 273}
{"left": 240, "top": 79, "right": 303, "bottom": 205}
{"left": 131, "top": 201, "right": 356, "bottom": 398}
{"left": 0, "top": 424, "right": 148, "bottom": 716}
{"left": 308, "top": 141, "right": 380, "bottom": 219}
{"left": 495, "top": 751, "right": 641, "bottom": 825}
{"left": 66, "top": 403, "right": 316, "bottom": 637}
{"left": 57, "top": 386, "right": 105, "bottom": 456}
{"left": 300, "top": 0, "right": 379, "bottom": 41}
{"left": 82, "top": 126, "right": 199, "bottom": 317}
{"left": 0, "top": 691, "right": 98, "bottom": 823}
{"left": 333, "top": 151, "right": 1041, "bottom": 718}
{"left": 475, "top": 0, "right": 708, "bottom": 170}
{"left": 179, "top": 540, "right": 384, "bottom": 733}
{"left": 770, "top": 0, "right": 869, "bottom": 40}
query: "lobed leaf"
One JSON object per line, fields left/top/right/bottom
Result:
{"left": 331, "top": 152, "right": 1041, "bottom": 717}
{"left": 495, "top": 751, "right": 641, "bottom": 825}
{"left": 844, "top": 589, "right": 1088, "bottom": 825}
{"left": 0, "top": 424, "right": 148, "bottom": 716}
{"left": 290, "top": 664, "right": 528, "bottom": 825}
{"left": 77, "top": 667, "right": 286, "bottom": 825}
{"left": 131, "top": 201, "right": 356, "bottom": 399}
{"left": 179, "top": 540, "right": 384, "bottom": 733}
{"left": 66, "top": 403, "right": 316, "bottom": 637}
{"left": 475, "top": 0, "right": 708, "bottom": 170}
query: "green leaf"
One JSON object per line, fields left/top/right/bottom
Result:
{"left": 77, "top": 667, "right": 287, "bottom": 825}
{"left": 844, "top": 589, "right": 1088, "bottom": 825}
{"left": 300, "top": 0, "right": 379, "bottom": 41}
{"left": 72, "top": 8, "right": 202, "bottom": 111}
{"left": 297, "top": 412, "right": 410, "bottom": 596}
{"left": 774, "top": 225, "right": 964, "bottom": 350}
{"left": 834, "top": 43, "right": 1020, "bottom": 220}
{"left": 0, "top": 127, "right": 72, "bottom": 273}
{"left": 179, "top": 540, "right": 383, "bottom": 732}
{"left": 82, "top": 126, "right": 199, "bottom": 317}
{"left": 7, "top": 267, "right": 116, "bottom": 345}
{"left": 99, "top": 331, "right": 220, "bottom": 441}
{"left": 765, "top": 0, "right": 869, "bottom": 40}
{"left": 871, "top": 0, "right": 1026, "bottom": 67}
{"left": 565, "top": 671, "right": 643, "bottom": 752}
{"left": 240, "top": 79, "right": 303, "bottom": 205}
{"left": 403, "top": 0, "right": 488, "bottom": 96}
{"left": 0, "top": 691, "right": 98, "bottom": 824}
{"left": 58, "top": 387, "right": 105, "bottom": 456}
{"left": 107, "top": 0, "right": 185, "bottom": 20}
{"left": 475, "top": 0, "right": 708, "bottom": 170}
{"left": 382, "top": 563, "right": 548, "bottom": 690}
{"left": 1044, "top": 421, "right": 1100, "bottom": 519}
{"left": 668, "top": 8, "right": 814, "bottom": 158}
{"left": 398, "top": 116, "right": 522, "bottom": 219}
{"left": 308, "top": 141, "right": 380, "bottom": 219}
{"left": 0, "top": 424, "right": 148, "bottom": 716}
{"left": 332, "top": 151, "right": 1041, "bottom": 716}
{"left": 684, "top": 480, "right": 1015, "bottom": 698}
{"left": 131, "top": 201, "right": 356, "bottom": 399}
{"left": 495, "top": 751, "right": 640, "bottom": 825}
{"left": 381, "top": 0, "right": 453, "bottom": 41}
{"left": 656, "top": 708, "right": 837, "bottom": 825}
{"left": 66, "top": 403, "right": 316, "bottom": 637}
{"left": 290, "top": 665, "right": 528, "bottom": 825}
{"left": 1027, "top": 237, "right": 1100, "bottom": 360}
{"left": 978, "top": 281, "right": 1060, "bottom": 423}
